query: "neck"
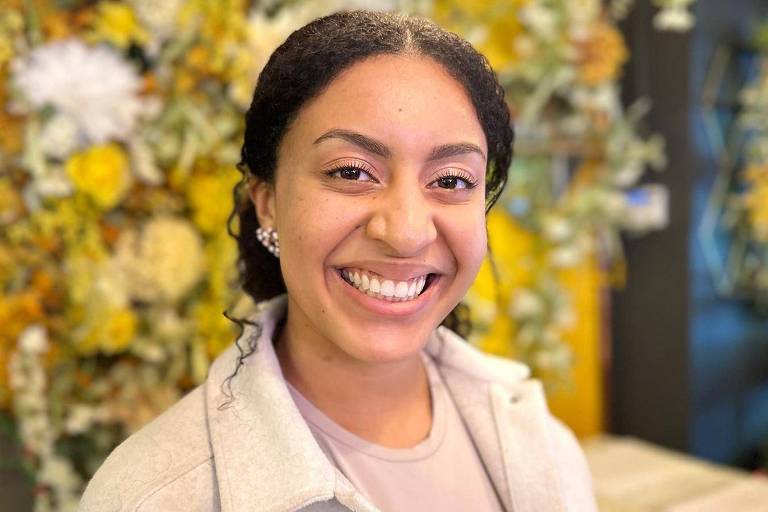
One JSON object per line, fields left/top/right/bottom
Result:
{"left": 274, "top": 301, "right": 432, "bottom": 448}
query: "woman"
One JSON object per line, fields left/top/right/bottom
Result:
{"left": 80, "top": 10, "right": 597, "bottom": 512}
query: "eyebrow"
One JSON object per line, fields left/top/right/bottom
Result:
{"left": 313, "top": 128, "right": 486, "bottom": 162}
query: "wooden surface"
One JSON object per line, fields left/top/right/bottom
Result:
{"left": 583, "top": 435, "right": 768, "bottom": 512}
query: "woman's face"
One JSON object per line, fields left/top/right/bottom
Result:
{"left": 256, "top": 54, "right": 488, "bottom": 365}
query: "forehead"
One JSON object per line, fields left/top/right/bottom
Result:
{"left": 280, "top": 54, "right": 487, "bottom": 158}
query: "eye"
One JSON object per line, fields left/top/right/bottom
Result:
{"left": 326, "top": 163, "right": 376, "bottom": 182}
{"left": 430, "top": 170, "right": 478, "bottom": 190}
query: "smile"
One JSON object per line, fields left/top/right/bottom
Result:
{"left": 338, "top": 267, "right": 436, "bottom": 302}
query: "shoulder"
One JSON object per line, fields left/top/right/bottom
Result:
{"left": 79, "top": 385, "right": 219, "bottom": 512}
{"left": 547, "top": 413, "right": 598, "bottom": 511}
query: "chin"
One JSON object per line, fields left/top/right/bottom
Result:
{"left": 335, "top": 322, "right": 436, "bottom": 364}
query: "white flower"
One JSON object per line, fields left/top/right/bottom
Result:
{"left": 510, "top": 289, "right": 544, "bottom": 319}
{"left": 39, "top": 115, "right": 79, "bottom": 159}
{"left": 514, "top": 36, "right": 536, "bottom": 59}
{"left": 520, "top": 4, "right": 558, "bottom": 40}
{"left": 12, "top": 39, "right": 143, "bottom": 144}
{"left": 550, "top": 244, "right": 583, "bottom": 268}
{"left": 653, "top": 7, "right": 694, "bottom": 32}
{"left": 571, "top": 84, "right": 620, "bottom": 116}
{"left": 18, "top": 324, "right": 49, "bottom": 354}
{"left": 38, "top": 455, "right": 82, "bottom": 498}
{"left": 64, "top": 404, "right": 107, "bottom": 435}
{"left": 566, "top": 0, "right": 600, "bottom": 27}
{"left": 542, "top": 215, "right": 573, "bottom": 242}
{"left": 533, "top": 345, "right": 572, "bottom": 371}
{"left": 129, "top": 137, "right": 163, "bottom": 185}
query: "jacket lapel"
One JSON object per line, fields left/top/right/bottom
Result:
{"left": 427, "top": 326, "right": 567, "bottom": 512}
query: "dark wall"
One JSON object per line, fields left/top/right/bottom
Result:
{"left": 612, "top": 0, "right": 768, "bottom": 468}
{"left": 611, "top": 0, "right": 694, "bottom": 452}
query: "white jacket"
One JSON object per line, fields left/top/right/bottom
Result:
{"left": 79, "top": 295, "right": 597, "bottom": 511}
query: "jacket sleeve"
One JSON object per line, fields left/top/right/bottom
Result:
{"left": 548, "top": 416, "right": 599, "bottom": 512}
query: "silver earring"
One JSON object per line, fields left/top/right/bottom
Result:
{"left": 256, "top": 226, "right": 280, "bottom": 257}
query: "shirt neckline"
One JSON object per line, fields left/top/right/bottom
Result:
{"left": 286, "top": 350, "right": 447, "bottom": 462}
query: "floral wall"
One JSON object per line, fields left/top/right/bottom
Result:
{"left": 0, "top": 0, "right": 692, "bottom": 509}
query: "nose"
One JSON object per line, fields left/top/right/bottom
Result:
{"left": 365, "top": 179, "right": 437, "bottom": 256}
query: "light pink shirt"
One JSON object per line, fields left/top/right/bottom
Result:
{"left": 287, "top": 351, "right": 506, "bottom": 512}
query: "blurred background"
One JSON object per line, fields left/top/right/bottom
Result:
{"left": 1, "top": 0, "right": 768, "bottom": 510}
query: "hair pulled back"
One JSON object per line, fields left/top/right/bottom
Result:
{"left": 231, "top": 10, "right": 514, "bottom": 334}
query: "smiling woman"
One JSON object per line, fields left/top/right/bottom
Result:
{"left": 79, "top": 10, "right": 597, "bottom": 512}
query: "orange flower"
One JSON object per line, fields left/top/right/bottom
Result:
{"left": 575, "top": 21, "right": 628, "bottom": 86}
{"left": 0, "top": 292, "right": 49, "bottom": 409}
{"left": 0, "top": 80, "right": 24, "bottom": 155}
{"left": 39, "top": 4, "right": 94, "bottom": 41}
{"left": 142, "top": 72, "right": 159, "bottom": 95}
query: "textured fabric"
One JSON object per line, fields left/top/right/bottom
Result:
{"left": 79, "top": 294, "right": 598, "bottom": 512}
{"left": 287, "top": 351, "right": 505, "bottom": 512}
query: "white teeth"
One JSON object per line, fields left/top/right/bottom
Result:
{"left": 341, "top": 268, "right": 430, "bottom": 302}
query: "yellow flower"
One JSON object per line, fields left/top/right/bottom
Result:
{"left": 103, "top": 308, "right": 138, "bottom": 354}
{"left": 432, "top": 0, "right": 528, "bottom": 71}
{"left": 88, "top": 2, "right": 149, "bottom": 49}
{"left": 186, "top": 168, "right": 240, "bottom": 235}
{"left": 75, "top": 307, "right": 138, "bottom": 355}
{"left": 66, "top": 144, "right": 131, "bottom": 210}
{"left": 744, "top": 165, "right": 768, "bottom": 241}
{"left": 575, "top": 21, "right": 628, "bottom": 86}
{"left": 191, "top": 291, "right": 238, "bottom": 366}
{"left": 178, "top": 0, "right": 248, "bottom": 76}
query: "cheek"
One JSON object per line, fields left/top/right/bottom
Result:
{"left": 441, "top": 207, "right": 487, "bottom": 277}
{"left": 275, "top": 183, "right": 360, "bottom": 272}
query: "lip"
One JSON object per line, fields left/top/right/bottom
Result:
{"left": 329, "top": 267, "right": 441, "bottom": 318}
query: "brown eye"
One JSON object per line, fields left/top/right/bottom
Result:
{"left": 340, "top": 167, "right": 361, "bottom": 180}
{"left": 327, "top": 164, "right": 375, "bottom": 182}
{"left": 430, "top": 172, "right": 476, "bottom": 190}
{"left": 438, "top": 176, "right": 459, "bottom": 189}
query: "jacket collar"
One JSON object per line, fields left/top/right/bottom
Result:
{"left": 205, "top": 294, "right": 565, "bottom": 512}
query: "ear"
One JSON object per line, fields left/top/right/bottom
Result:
{"left": 249, "top": 179, "right": 277, "bottom": 229}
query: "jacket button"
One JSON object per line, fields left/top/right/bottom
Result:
{"left": 509, "top": 394, "right": 521, "bottom": 404}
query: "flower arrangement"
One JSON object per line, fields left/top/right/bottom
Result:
{"left": 430, "top": 0, "right": 677, "bottom": 381}
{"left": 0, "top": 0, "right": 690, "bottom": 508}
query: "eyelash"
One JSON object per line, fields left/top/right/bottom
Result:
{"left": 325, "top": 164, "right": 478, "bottom": 190}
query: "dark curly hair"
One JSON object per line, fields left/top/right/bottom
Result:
{"left": 229, "top": 9, "right": 513, "bottom": 339}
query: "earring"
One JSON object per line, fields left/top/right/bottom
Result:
{"left": 256, "top": 226, "right": 280, "bottom": 257}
